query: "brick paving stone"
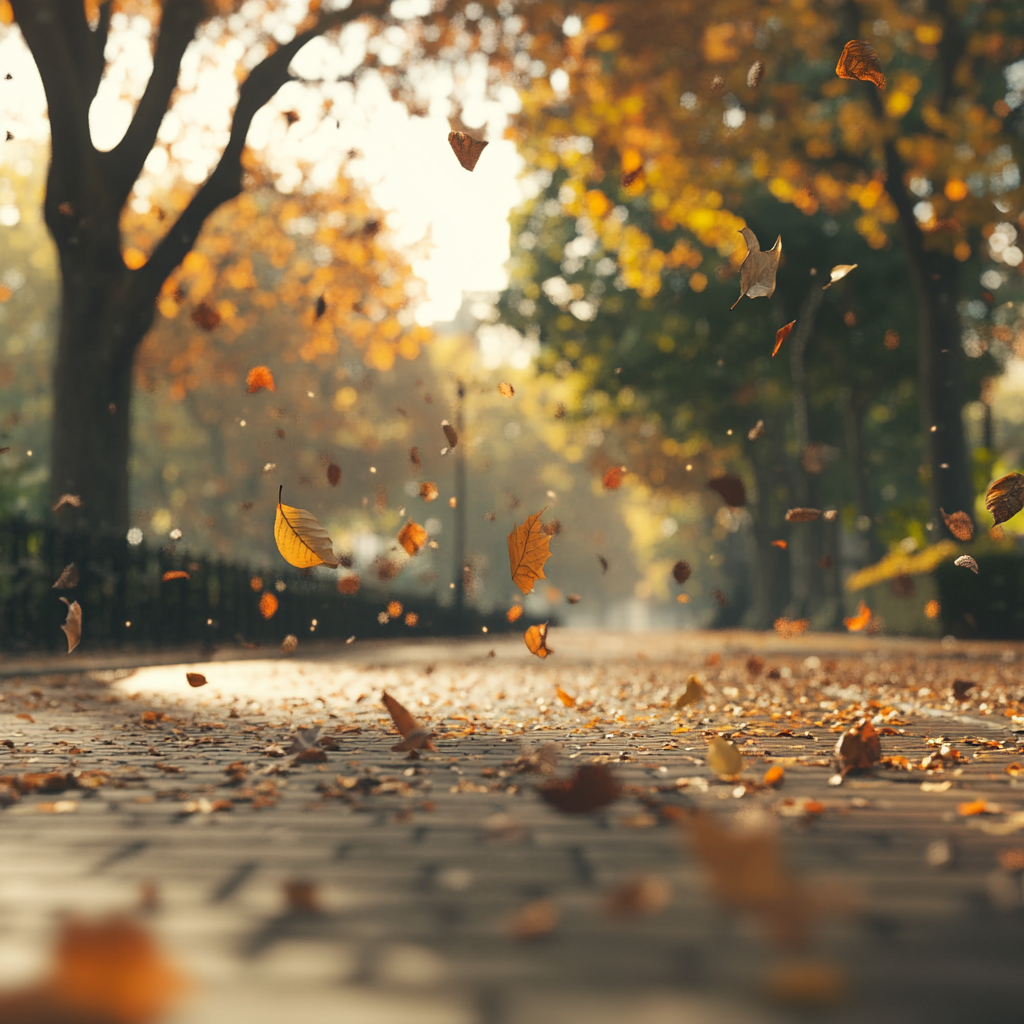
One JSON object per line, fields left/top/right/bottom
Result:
{"left": 0, "top": 630, "right": 1023, "bottom": 1022}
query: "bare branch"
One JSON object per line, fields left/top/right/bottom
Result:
{"left": 130, "top": 1, "right": 389, "bottom": 323}
{"left": 104, "top": 0, "right": 207, "bottom": 210}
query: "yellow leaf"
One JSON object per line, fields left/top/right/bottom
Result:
{"left": 507, "top": 509, "right": 552, "bottom": 595}
{"left": 524, "top": 622, "right": 553, "bottom": 658}
{"left": 274, "top": 487, "right": 338, "bottom": 568}
{"left": 556, "top": 685, "right": 575, "bottom": 707}
{"left": 674, "top": 675, "right": 704, "bottom": 708}
{"left": 707, "top": 736, "right": 742, "bottom": 777}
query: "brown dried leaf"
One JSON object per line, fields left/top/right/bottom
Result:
{"left": 952, "top": 680, "right": 976, "bottom": 702}
{"left": 731, "top": 228, "right": 781, "bottom": 310}
{"left": 537, "top": 763, "right": 621, "bottom": 814}
{"left": 836, "top": 39, "right": 886, "bottom": 89}
{"left": 672, "top": 559, "right": 692, "bottom": 585}
{"left": 382, "top": 691, "right": 435, "bottom": 751}
{"left": 59, "top": 597, "right": 81, "bottom": 653}
{"left": 441, "top": 419, "right": 458, "bottom": 450}
{"left": 941, "top": 508, "right": 974, "bottom": 542}
{"left": 524, "top": 622, "right": 553, "bottom": 658}
{"left": 822, "top": 263, "right": 858, "bottom": 289}
{"left": 985, "top": 472, "right": 1024, "bottom": 526}
{"left": 954, "top": 554, "right": 979, "bottom": 574}
{"left": 605, "top": 875, "right": 672, "bottom": 917}
{"left": 835, "top": 717, "right": 880, "bottom": 772}
{"left": 191, "top": 301, "right": 221, "bottom": 330}
{"left": 51, "top": 493, "right": 83, "bottom": 514}
{"left": 327, "top": 463, "right": 341, "bottom": 487}
{"left": 509, "top": 899, "right": 558, "bottom": 940}
{"left": 52, "top": 563, "right": 78, "bottom": 589}
{"left": 397, "top": 520, "right": 428, "bottom": 556}
{"left": 746, "top": 59, "right": 765, "bottom": 88}
{"left": 772, "top": 320, "right": 796, "bottom": 358}
{"left": 748, "top": 419, "right": 765, "bottom": 441}
{"left": 507, "top": 510, "right": 552, "bottom": 594}
{"left": 785, "top": 507, "right": 821, "bottom": 522}
{"left": 707, "top": 474, "right": 746, "bottom": 507}
{"left": 419, "top": 481, "right": 438, "bottom": 502}
{"left": 185, "top": 672, "right": 207, "bottom": 688}
{"left": 448, "top": 130, "right": 488, "bottom": 172}
{"left": 603, "top": 465, "right": 626, "bottom": 490}
{"left": 674, "top": 675, "right": 704, "bottom": 708}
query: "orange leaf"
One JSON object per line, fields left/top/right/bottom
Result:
{"left": 162, "top": 570, "right": 190, "bottom": 581}
{"left": 763, "top": 765, "right": 785, "bottom": 788}
{"left": 771, "top": 539, "right": 788, "bottom": 550}
{"left": 836, "top": 39, "right": 886, "bottom": 89}
{"left": 246, "top": 365, "right": 275, "bottom": 393}
{"left": 555, "top": 685, "right": 575, "bottom": 707}
{"left": 772, "top": 320, "right": 796, "bottom": 357}
{"left": 773, "top": 617, "right": 808, "bottom": 638}
{"left": 397, "top": 520, "right": 427, "bottom": 556}
{"left": 524, "top": 622, "right": 553, "bottom": 658}
{"left": 843, "top": 601, "right": 871, "bottom": 631}
{"left": 507, "top": 509, "right": 552, "bottom": 595}
{"left": 941, "top": 508, "right": 973, "bottom": 541}
{"left": 603, "top": 465, "right": 626, "bottom": 489}
{"left": 259, "top": 592, "right": 278, "bottom": 619}
{"left": 958, "top": 799, "right": 998, "bottom": 816}
{"left": 419, "top": 481, "right": 438, "bottom": 502}
{"left": 506, "top": 604, "right": 524, "bottom": 623}
{"left": 497, "top": 382, "right": 515, "bottom": 397}
{"left": 186, "top": 672, "right": 207, "bottom": 688}
{"left": 382, "top": 691, "right": 435, "bottom": 751}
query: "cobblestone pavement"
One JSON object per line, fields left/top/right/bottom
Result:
{"left": 1, "top": 629, "right": 1024, "bottom": 1023}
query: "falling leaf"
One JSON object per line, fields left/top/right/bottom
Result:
{"left": 397, "top": 520, "right": 428, "bottom": 556}
{"left": 281, "top": 635, "right": 298, "bottom": 654}
{"left": 162, "top": 570, "right": 190, "bottom": 581}
{"left": 259, "top": 592, "right": 278, "bottom": 619}
{"left": 448, "top": 130, "right": 488, "bottom": 171}
{"left": 59, "top": 597, "right": 81, "bottom": 653}
{"left": 52, "top": 564, "right": 78, "bottom": 589}
{"left": 603, "top": 465, "right": 626, "bottom": 490}
{"left": 410, "top": 446, "right": 421, "bottom": 468}
{"left": 836, "top": 39, "right": 886, "bottom": 89}
{"left": 191, "top": 301, "right": 221, "bottom": 331}
{"left": 772, "top": 320, "right": 796, "bottom": 358}
{"left": 524, "top": 622, "right": 553, "bottom": 658}
{"left": 940, "top": 508, "right": 973, "bottom": 541}
{"left": 441, "top": 419, "right": 458, "bottom": 450}
{"left": 498, "top": 382, "right": 515, "bottom": 397}
{"left": 286, "top": 725, "right": 321, "bottom": 754}
{"left": 337, "top": 574, "right": 360, "bottom": 595}
{"left": 542, "top": 519, "right": 561, "bottom": 536}
{"left": 712, "top": 589, "right": 728, "bottom": 607}
{"left": 746, "top": 59, "right": 765, "bottom": 88}
{"left": 672, "top": 560, "right": 692, "bottom": 584}
{"left": 764, "top": 765, "right": 785, "bottom": 788}
{"left": 275, "top": 487, "right": 338, "bottom": 568}
{"left": 952, "top": 680, "right": 976, "bottom": 702}
{"left": 597, "top": 554, "right": 609, "bottom": 574}
{"left": 51, "top": 493, "right": 83, "bottom": 514}
{"left": 404, "top": 612, "right": 419, "bottom": 626}
{"left": 822, "top": 263, "right": 858, "bottom": 290}
{"left": 730, "top": 227, "right": 782, "bottom": 310}
{"left": 509, "top": 899, "right": 558, "bottom": 939}
{"left": 958, "top": 799, "right": 999, "bottom": 816}
{"left": 186, "top": 672, "right": 207, "bottom": 688}
{"left": 748, "top": 419, "right": 765, "bottom": 441}
{"left": 605, "top": 876, "right": 672, "bottom": 917}
{"left": 246, "top": 365, "right": 275, "bottom": 394}
{"left": 555, "top": 685, "right": 575, "bottom": 707}
{"left": 954, "top": 554, "right": 979, "bottom": 574}
{"left": 986, "top": 472, "right": 1024, "bottom": 526}
{"left": 506, "top": 604, "right": 524, "bottom": 623}
{"left": 621, "top": 165, "right": 644, "bottom": 189}
{"left": 707, "top": 736, "right": 742, "bottom": 777}
{"left": 774, "top": 617, "right": 809, "bottom": 638}
{"left": 382, "top": 691, "right": 435, "bottom": 752}
{"left": 835, "top": 718, "right": 880, "bottom": 772}
{"left": 843, "top": 601, "right": 871, "bottom": 631}
{"left": 772, "top": 539, "right": 788, "bottom": 550}
{"left": 708, "top": 474, "right": 746, "bottom": 507}
{"left": 786, "top": 508, "right": 821, "bottom": 522}
{"left": 674, "top": 675, "right": 704, "bottom": 708}
{"left": 925, "top": 599, "right": 941, "bottom": 619}
{"left": 507, "top": 510, "right": 553, "bottom": 594}
{"left": 315, "top": 294, "right": 327, "bottom": 320}
{"left": 419, "top": 481, "right": 439, "bottom": 502}
{"left": 566, "top": 593, "right": 581, "bottom": 604}
{"left": 327, "top": 463, "right": 341, "bottom": 487}
{"left": 537, "top": 763, "right": 620, "bottom": 813}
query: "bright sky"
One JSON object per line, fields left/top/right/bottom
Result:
{"left": 0, "top": 9, "right": 528, "bottom": 324}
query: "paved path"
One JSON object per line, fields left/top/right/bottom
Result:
{"left": 1, "top": 630, "right": 1023, "bottom": 1023}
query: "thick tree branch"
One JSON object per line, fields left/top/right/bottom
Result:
{"left": 104, "top": 0, "right": 207, "bottom": 209}
{"left": 128, "top": 1, "right": 389, "bottom": 344}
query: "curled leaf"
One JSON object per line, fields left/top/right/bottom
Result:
{"left": 382, "top": 691, "right": 435, "bottom": 751}
{"left": 952, "top": 680, "right": 976, "bottom": 702}
{"left": 954, "top": 554, "right": 979, "bottom": 574}
{"left": 246, "top": 365, "right": 275, "bottom": 393}
{"left": 772, "top": 320, "right": 796, "bottom": 358}
{"left": 274, "top": 486, "right": 338, "bottom": 568}
{"left": 941, "top": 508, "right": 973, "bottom": 542}
{"left": 985, "top": 472, "right": 1024, "bottom": 526}
{"left": 707, "top": 736, "right": 742, "bottom": 777}
{"left": 162, "top": 570, "right": 190, "bottom": 581}
{"left": 785, "top": 507, "right": 821, "bottom": 522}
{"left": 836, "top": 39, "right": 886, "bottom": 89}
{"left": 524, "top": 622, "right": 553, "bottom": 658}
{"left": 51, "top": 493, "right": 83, "bottom": 514}
{"left": 822, "top": 263, "right": 858, "bottom": 290}
{"left": 730, "top": 227, "right": 781, "bottom": 310}
{"left": 441, "top": 419, "right": 458, "bottom": 451}
{"left": 397, "top": 520, "right": 428, "bottom": 556}
{"left": 537, "top": 763, "right": 620, "bottom": 813}
{"left": 674, "top": 675, "right": 704, "bottom": 708}
{"left": 59, "top": 597, "right": 81, "bottom": 653}
{"left": 555, "top": 685, "right": 575, "bottom": 707}
{"left": 507, "top": 510, "right": 552, "bottom": 594}
{"left": 843, "top": 601, "right": 871, "bottom": 631}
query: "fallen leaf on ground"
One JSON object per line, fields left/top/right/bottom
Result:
{"left": 419, "top": 481, "right": 438, "bottom": 502}
{"left": 512, "top": 743, "right": 559, "bottom": 775}
{"left": 537, "top": 763, "right": 621, "bottom": 813}
{"left": 524, "top": 622, "right": 553, "bottom": 658}
{"left": 397, "top": 520, "right": 428, "bottom": 556}
{"left": 555, "top": 685, "right": 575, "bottom": 707}
{"left": 245, "top": 365, "right": 275, "bottom": 393}
{"left": 952, "top": 680, "right": 976, "bottom": 702}
{"left": 731, "top": 227, "right": 781, "bottom": 310}
{"left": 603, "top": 465, "right": 626, "bottom": 490}
{"left": 954, "top": 554, "right": 979, "bottom": 574}
{"left": 785, "top": 507, "right": 821, "bottom": 522}
{"left": 258, "top": 592, "right": 278, "bottom": 619}
{"left": 382, "top": 691, "right": 435, "bottom": 752}
{"left": 843, "top": 602, "right": 871, "bottom": 632}
{"left": 836, "top": 39, "right": 886, "bottom": 88}
{"left": 507, "top": 510, "right": 552, "bottom": 594}
{"left": 284, "top": 880, "right": 321, "bottom": 914}
{"left": 835, "top": 718, "right": 880, "bottom": 772}
{"left": 672, "top": 559, "right": 692, "bottom": 584}
{"left": 59, "top": 597, "right": 81, "bottom": 653}
{"left": 448, "top": 130, "right": 488, "bottom": 171}
{"left": 52, "top": 563, "right": 78, "bottom": 589}
{"left": 275, "top": 486, "right": 338, "bottom": 568}
{"left": 162, "top": 570, "right": 190, "bottom": 581}
{"left": 707, "top": 736, "right": 743, "bottom": 777}
{"left": 985, "top": 473, "right": 1024, "bottom": 526}
{"left": 606, "top": 876, "right": 672, "bottom": 917}
{"left": 509, "top": 899, "right": 558, "bottom": 939}
{"left": 941, "top": 508, "right": 973, "bottom": 541}
{"left": 772, "top": 320, "right": 796, "bottom": 357}
{"left": 185, "top": 672, "right": 207, "bottom": 688}
{"left": 497, "top": 382, "right": 514, "bottom": 397}
{"left": 674, "top": 675, "right": 704, "bottom": 708}
{"left": 51, "top": 493, "right": 82, "bottom": 514}
{"left": 708, "top": 474, "right": 746, "bottom": 507}
{"left": 822, "top": 264, "right": 858, "bottom": 290}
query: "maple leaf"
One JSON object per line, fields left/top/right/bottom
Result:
{"left": 730, "top": 227, "right": 781, "bottom": 310}
{"left": 274, "top": 487, "right": 338, "bottom": 569}
{"left": 507, "top": 509, "right": 552, "bottom": 595}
